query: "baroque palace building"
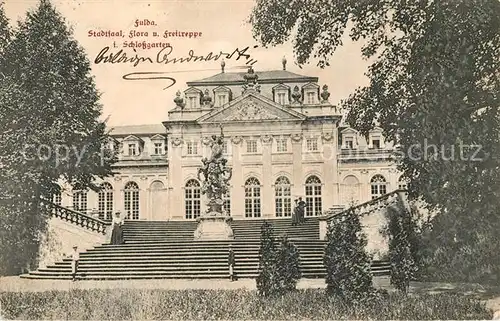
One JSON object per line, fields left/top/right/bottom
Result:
{"left": 55, "top": 60, "right": 406, "bottom": 221}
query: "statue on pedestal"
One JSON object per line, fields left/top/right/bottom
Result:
{"left": 197, "top": 127, "right": 232, "bottom": 216}
{"left": 194, "top": 125, "right": 234, "bottom": 240}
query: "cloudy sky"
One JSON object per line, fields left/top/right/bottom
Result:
{"left": 5, "top": 0, "right": 370, "bottom": 126}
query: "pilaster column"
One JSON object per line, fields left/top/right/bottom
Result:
{"left": 139, "top": 176, "right": 148, "bottom": 220}
{"left": 321, "top": 131, "right": 337, "bottom": 211}
{"left": 291, "top": 133, "right": 303, "bottom": 197}
{"left": 261, "top": 135, "right": 273, "bottom": 217}
{"left": 230, "top": 136, "right": 243, "bottom": 218}
{"left": 169, "top": 137, "right": 184, "bottom": 220}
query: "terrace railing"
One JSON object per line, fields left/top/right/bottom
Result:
{"left": 39, "top": 198, "right": 110, "bottom": 234}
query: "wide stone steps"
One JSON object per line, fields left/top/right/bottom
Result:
{"left": 122, "top": 218, "right": 320, "bottom": 242}
{"left": 21, "top": 217, "right": 391, "bottom": 280}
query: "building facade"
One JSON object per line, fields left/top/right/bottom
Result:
{"left": 55, "top": 63, "right": 404, "bottom": 221}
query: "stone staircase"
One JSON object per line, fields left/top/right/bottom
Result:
{"left": 21, "top": 217, "right": 390, "bottom": 280}
{"left": 123, "top": 217, "right": 320, "bottom": 242}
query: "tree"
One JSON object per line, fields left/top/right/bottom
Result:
{"left": 323, "top": 210, "right": 374, "bottom": 302}
{"left": 275, "top": 235, "right": 301, "bottom": 292}
{"left": 386, "top": 206, "right": 418, "bottom": 294}
{"left": 0, "top": 0, "right": 115, "bottom": 274}
{"left": 250, "top": 0, "right": 500, "bottom": 282}
{"left": 0, "top": 1, "right": 10, "bottom": 56}
{"left": 256, "top": 222, "right": 302, "bottom": 296}
{"left": 256, "top": 221, "right": 278, "bottom": 296}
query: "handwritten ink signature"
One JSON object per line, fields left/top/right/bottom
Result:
{"left": 122, "top": 72, "right": 176, "bottom": 90}
{"left": 95, "top": 45, "right": 258, "bottom": 89}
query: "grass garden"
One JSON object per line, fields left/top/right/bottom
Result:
{"left": 0, "top": 288, "right": 492, "bottom": 320}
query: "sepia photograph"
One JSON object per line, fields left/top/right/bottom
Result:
{"left": 0, "top": 0, "right": 499, "bottom": 319}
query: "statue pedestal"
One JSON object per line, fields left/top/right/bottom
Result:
{"left": 193, "top": 213, "right": 234, "bottom": 240}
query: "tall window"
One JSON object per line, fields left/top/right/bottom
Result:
{"left": 185, "top": 179, "right": 201, "bottom": 219}
{"left": 306, "top": 138, "right": 318, "bottom": 151}
{"left": 217, "top": 94, "right": 227, "bottom": 107}
{"left": 305, "top": 175, "right": 322, "bottom": 216}
{"left": 276, "top": 139, "right": 288, "bottom": 152}
{"left": 53, "top": 192, "right": 62, "bottom": 206}
{"left": 344, "top": 137, "right": 354, "bottom": 149}
{"left": 223, "top": 190, "right": 231, "bottom": 216}
{"left": 187, "top": 142, "right": 198, "bottom": 155}
{"left": 124, "top": 181, "right": 140, "bottom": 220}
{"left": 398, "top": 176, "right": 407, "bottom": 190}
{"left": 222, "top": 141, "right": 229, "bottom": 154}
{"left": 188, "top": 96, "right": 198, "bottom": 108}
{"left": 98, "top": 182, "right": 113, "bottom": 220}
{"left": 244, "top": 177, "right": 261, "bottom": 217}
{"left": 371, "top": 175, "right": 387, "bottom": 199}
{"left": 246, "top": 140, "right": 257, "bottom": 153}
{"left": 72, "top": 190, "right": 88, "bottom": 212}
{"left": 306, "top": 92, "right": 315, "bottom": 104}
{"left": 153, "top": 142, "right": 164, "bottom": 155}
{"left": 275, "top": 176, "right": 292, "bottom": 217}
{"left": 128, "top": 143, "right": 138, "bottom": 156}
{"left": 277, "top": 92, "right": 286, "bottom": 104}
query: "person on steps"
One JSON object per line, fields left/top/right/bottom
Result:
{"left": 298, "top": 197, "right": 306, "bottom": 224}
{"left": 68, "top": 245, "right": 79, "bottom": 281}
{"left": 228, "top": 244, "right": 237, "bottom": 281}
{"left": 291, "top": 199, "right": 300, "bottom": 226}
{"left": 111, "top": 211, "right": 124, "bottom": 245}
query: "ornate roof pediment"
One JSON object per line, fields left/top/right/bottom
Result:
{"left": 196, "top": 92, "right": 306, "bottom": 123}
{"left": 340, "top": 127, "right": 359, "bottom": 134}
{"left": 272, "top": 83, "right": 290, "bottom": 91}
{"left": 213, "top": 86, "right": 231, "bottom": 93}
{"left": 302, "top": 82, "right": 320, "bottom": 89}
{"left": 150, "top": 134, "right": 166, "bottom": 141}
{"left": 184, "top": 87, "right": 202, "bottom": 95}
{"left": 122, "top": 135, "right": 143, "bottom": 142}
{"left": 370, "top": 126, "right": 384, "bottom": 133}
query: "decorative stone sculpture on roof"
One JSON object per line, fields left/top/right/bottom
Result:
{"left": 291, "top": 85, "right": 302, "bottom": 104}
{"left": 321, "top": 84, "right": 330, "bottom": 103}
{"left": 174, "top": 90, "right": 185, "bottom": 108}
{"left": 243, "top": 66, "right": 258, "bottom": 84}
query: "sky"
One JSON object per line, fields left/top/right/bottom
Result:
{"left": 4, "top": 0, "right": 371, "bottom": 127}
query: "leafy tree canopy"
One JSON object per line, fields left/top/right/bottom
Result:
{"left": 250, "top": 0, "right": 500, "bottom": 215}
{"left": 0, "top": 0, "right": 115, "bottom": 199}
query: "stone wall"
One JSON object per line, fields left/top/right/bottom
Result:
{"left": 36, "top": 216, "right": 109, "bottom": 269}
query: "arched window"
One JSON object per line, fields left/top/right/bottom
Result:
{"left": 397, "top": 175, "right": 408, "bottom": 190}
{"left": 305, "top": 175, "right": 322, "bottom": 216}
{"left": 72, "top": 189, "right": 88, "bottom": 213}
{"left": 185, "top": 179, "right": 201, "bottom": 219}
{"left": 244, "top": 177, "right": 261, "bottom": 218}
{"left": 98, "top": 182, "right": 113, "bottom": 220}
{"left": 124, "top": 181, "right": 140, "bottom": 220}
{"left": 342, "top": 175, "right": 360, "bottom": 205}
{"left": 371, "top": 175, "right": 387, "bottom": 199}
{"left": 275, "top": 176, "right": 292, "bottom": 217}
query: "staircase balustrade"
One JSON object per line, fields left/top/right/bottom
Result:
{"left": 39, "top": 198, "right": 110, "bottom": 234}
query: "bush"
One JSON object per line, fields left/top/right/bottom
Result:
{"left": 256, "top": 221, "right": 278, "bottom": 296}
{"left": 324, "top": 209, "right": 374, "bottom": 302}
{"left": 256, "top": 222, "right": 301, "bottom": 296}
{"left": 275, "top": 235, "right": 301, "bottom": 292}
{"left": 0, "top": 198, "right": 47, "bottom": 276}
{"left": 387, "top": 206, "right": 418, "bottom": 293}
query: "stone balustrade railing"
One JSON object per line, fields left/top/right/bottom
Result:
{"left": 39, "top": 198, "right": 110, "bottom": 234}
{"left": 318, "top": 189, "right": 409, "bottom": 240}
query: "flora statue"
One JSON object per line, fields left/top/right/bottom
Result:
{"left": 197, "top": 126, "right": 232, "bottom": 216}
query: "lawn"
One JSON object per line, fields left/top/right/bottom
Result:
{"left": 0, "top": 288, "right": 492, "bottom": 320}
